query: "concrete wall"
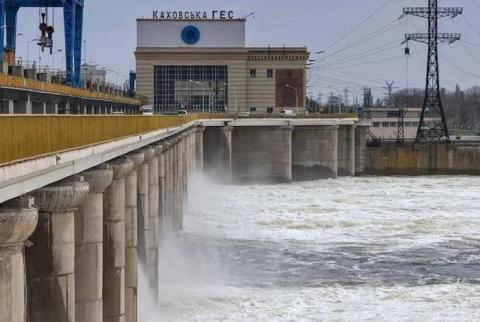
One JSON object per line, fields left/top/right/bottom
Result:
{"left": 231, "top": 126, "right": 293, "bottom": 182}
{"left": 366, "top": 143, "right": 480, "bottom": 175}
{"left": 337, "top": 125, "right": 356, "bottom": 176}
{"left": 137, "top": 19, "right": 246, "bottom": 48}
{"left": 292, "top": 126, "right": 338, "bottom": 180}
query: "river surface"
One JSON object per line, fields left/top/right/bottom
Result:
{"left": 139, "top": 176, "right": 480, "bottom": 322}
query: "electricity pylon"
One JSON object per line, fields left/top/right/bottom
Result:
{"left": 401, "top": 1, "right": 462, "bottom": 143}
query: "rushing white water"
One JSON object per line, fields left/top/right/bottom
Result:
{"left": 140, "top": 176, "right": 480, "bottom": 322}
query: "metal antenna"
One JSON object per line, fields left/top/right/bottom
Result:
{"left": 401, "top": 0, "right": 462, "bottom": 143}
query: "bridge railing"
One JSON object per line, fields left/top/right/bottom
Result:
{"left": 0, "top": 113, "right": 358, "bottom": 166}
{"left": 0, "top": 74, "right": 141, "bottom": 105}
{"left": 0, "top": 115, "right": 197, "bottom": 165}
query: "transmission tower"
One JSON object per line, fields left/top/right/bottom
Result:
{"left": 382, "top": 81, "right": 399, "bottom": 107}
{"left": 397, "top": 107, "right": 407, "bottom": 144}
{"left": 401, "top": 0, "right": 462, "bottom": 143}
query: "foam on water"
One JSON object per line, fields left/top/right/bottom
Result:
{"left": 140, "top": 176, "right": 480, "bottom": 321}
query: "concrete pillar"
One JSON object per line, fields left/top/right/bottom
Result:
{"left": 103, "top": 158, "right": 134, "bottom": 322}
{"left": 355, "top": 126, "right": 367, "bottom": 176}
{"left": 137, "top": 147, "right": 154, "bottom": 266}
{"left": 66, "top": 101, "right": 71, "bottom": 114}
{"left": 337, "top": 125, "right": 356, "bottom": 176}
{"left": 8, "top": 99, "right": 13, "bottom": 114}
{"left": 26, "top": 94, "right": 32, "bottom": 114}
{"left": 176, "top": 135, "right": 187, "bottom": 232}
{"left": 232, "top": 126, "right": 293, "bottom": 183}
{"left": 54, "top": 103, "right": 59, "bottom": 114}
{"left": 170, "top": 137, "right": 181, "bottom": 232}
{"left": 292, "top": 125, "right": 339, "bottom": 180}
{"left": 203, "top": 126, "right": 233, "bottom": 182}
{"left": 124, "top": 151, "right": 144, "bottom": 322}
{"left": 43, "top": 102, "right": 47, "bottom": 114}
{"left": 74, "top": 166, "right": 114, "bottom": 322}
{"left": 28, "top": 177, "right": 89, "bottom": 322}
{"left": 147, "top": 145, "right": 161, "bottom": 291}
{"left": 157, "top": 144, "right": 167, "bottom": 244}
{"left": 0, "top": 196, "right": 38, "bottom": 322}
{"left": 160, "top": 142, "right": 173, "bottom": 237}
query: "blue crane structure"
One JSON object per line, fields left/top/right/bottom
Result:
{"left": 0, "top": 0, "right": 84, "bottom": 87}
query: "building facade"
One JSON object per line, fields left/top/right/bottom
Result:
{"left": 80, "top": 63, "right": 107, "bottom": 84}
{"left": 366, "top": 107, "right": 440, "bottom": 140}
{"left": 135, "top": 17, "right": 308, "bottom": 113}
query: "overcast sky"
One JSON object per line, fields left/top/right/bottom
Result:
{"left": 13, "top": 0, "right": 480, "bottom": 101}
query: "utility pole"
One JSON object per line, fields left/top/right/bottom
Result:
{"left": 401, "top": 0, "right": 462, "bottom": 143}
{"left": 343, "top": 88, "right": 350, "bottom": 109}
{"left": 382, "top": 81, "right": 399, "bottom": 107}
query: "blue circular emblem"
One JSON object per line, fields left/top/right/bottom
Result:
{"left": 181, "top": 25, "right": 200, "bottom": 45}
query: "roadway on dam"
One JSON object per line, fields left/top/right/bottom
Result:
{"left": 140, "top": 175, "right": 480, "bottom": 321}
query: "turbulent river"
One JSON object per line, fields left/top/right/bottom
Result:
{"left": 139, "top": 176, "right": 480, "bottom": 322}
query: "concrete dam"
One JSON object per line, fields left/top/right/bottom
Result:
{"left": 0, "top": 115, "right": 366, "bottom": 322}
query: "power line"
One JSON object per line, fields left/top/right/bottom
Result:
{"left": 325, "top": 19, "right": 401, "bottom": 58}
{"left": 324, "top": 54, "right": 408, "bottom": 70}
{"left": 462, "top": 15, "right": 480, "bottom": 38}
{"left": 440, "top": 54, "right": 480, "bottom": 79}
{"left": 322, "top": 0, "right": 394, "bottom": 52}
{"left": 470, "top": 0, "right": 480, "bottom": 11}
{"left": 460, "top": 41, "right": 480, "bottom": 64}
{"left": 325, "top": 41, "right": 400, "bottom": 67}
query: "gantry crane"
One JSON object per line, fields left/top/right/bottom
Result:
{"left": 0, "top": 0, "right": 84, "bottom": 87}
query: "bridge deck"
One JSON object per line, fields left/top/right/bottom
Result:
{"left": 0, "top": 113, "right": 357, "bottom": 166}
{"left": 0, "top": 74, "right": 140, "bottom": 105}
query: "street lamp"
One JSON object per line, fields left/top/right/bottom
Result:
{"left": 223, "top": 82, "right": 237, "bottom": 113}
{"left": 52, "top": 49, "right": 62, "bottom": 71}
{"left": 285, "top": 84, "right": 299, "bottom": 114}
{"left": 26, "top": 38, "right": 40, "bottom": 68}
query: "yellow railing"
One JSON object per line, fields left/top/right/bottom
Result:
{"left": 0, "top": 115, "right": 197, "bottom": 165}
{"left": 0, "top": 74, "right": 141, "bottom": 105}
{"left": 0, "top": 113, "right": 358, "bottom": 166}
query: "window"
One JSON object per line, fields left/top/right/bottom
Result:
{"left": 267, "top": 107, "right": 274, "bottom": 114}
{"left": 250, "top": 69, "right": 256, "bottom": 78}
{"left": 387, "top": 111, "right": 400, "bottom": 118}
{"left": 390, "top": 122, "right": 397, "bottom": 127}
{"left": 382, "top": 122, "right": 390, "bottom": 128}
{"left": 373, "top": 122, "right": 380, "bottom": 127}
{"left": 267, "top": 69, "right": 273, "bottom": 78}
{"left": 250, "top": 107, "right": 257, "bottom": 112}
{"left": 153, "top": 65, "right": 228, "bottom": 112}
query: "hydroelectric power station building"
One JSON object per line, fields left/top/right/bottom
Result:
{"left": 135, "top": 11, "right": 309, "bottom": 113}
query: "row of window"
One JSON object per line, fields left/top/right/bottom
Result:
{"left": 373, "top": 122, "right": 420, "bottom": 128}
{"left": 385, "top": 111, "right": 422, "bottom": 118}
{"left": 250, "top": 69, "right": 274, "bottom": 78}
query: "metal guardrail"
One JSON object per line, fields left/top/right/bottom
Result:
{"left": 0, "top": 74, "right": 141, "bottom": 105}
{"left": 0, "top": 115, "right": 197, "bottom": 165}
{"left": 0, "top": 113, "right": 358, "bottom": 166}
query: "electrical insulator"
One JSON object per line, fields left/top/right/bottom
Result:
{"left": 404, "top": 46, "right": 410, "bottom": 56}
